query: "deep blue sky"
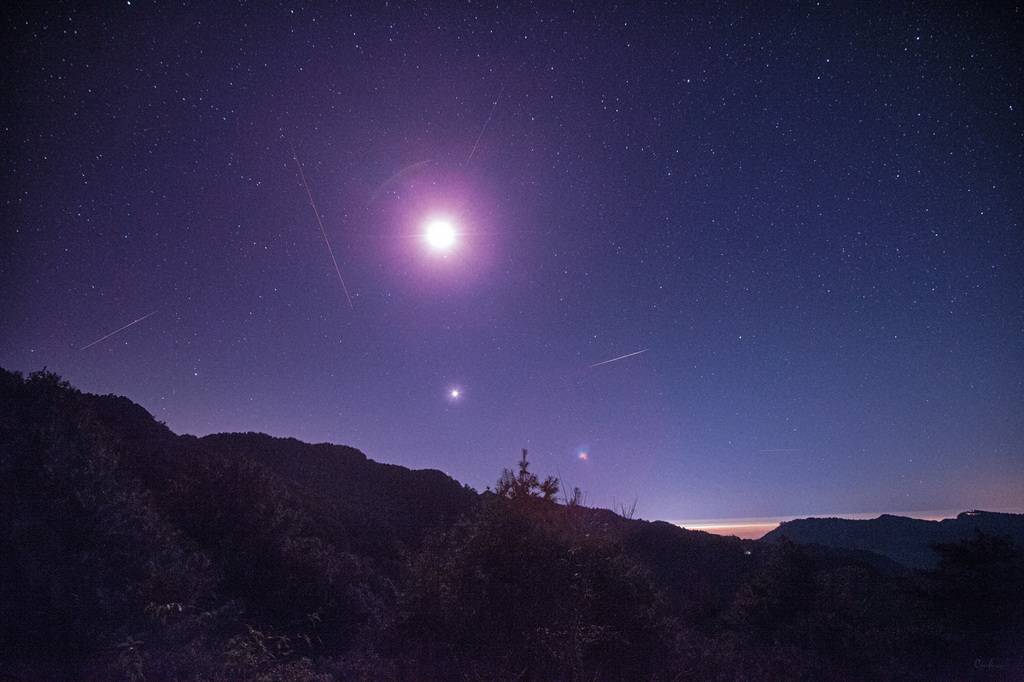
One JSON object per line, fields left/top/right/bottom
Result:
{"left": 2, "top": 2, "right": 1021, "bottom": 523}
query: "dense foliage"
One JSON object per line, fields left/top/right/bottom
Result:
{"left": 1, "top": 368, "right": 1021, "bottom": 680}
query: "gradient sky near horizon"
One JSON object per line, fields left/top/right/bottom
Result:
{"left": 2, "top": 2, "right": 1021, "bottom": 525}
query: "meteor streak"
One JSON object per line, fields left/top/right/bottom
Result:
{"left": 589, "top": 348, "right": 649, "bottom": 368}
{"left": 291, "top": 146, "right": 354, "bottom": 309}
{"left": 466, "top": 84, "right": 504, "bottom": 164}
{"left": 79, "top": 309, "right": 158, "bottom": 351}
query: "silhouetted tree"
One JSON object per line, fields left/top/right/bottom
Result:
{"left": 496, "top": 449, "right": 559, "bottom": 502}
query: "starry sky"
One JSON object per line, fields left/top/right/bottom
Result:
{"left": 2, "top": 2, "right": 1022, "bottom": 526}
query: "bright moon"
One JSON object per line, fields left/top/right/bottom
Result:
{"left": 424, "top": 218, "right": 457, "bottom": 252}
{"left": 450, "top": 388, "right": 461, "bottom": 399}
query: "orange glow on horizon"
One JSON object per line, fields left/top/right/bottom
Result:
{"left": 671, "top": 508, "right": 1006, "bottom": 541}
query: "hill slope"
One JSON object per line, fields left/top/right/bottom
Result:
{"left": 0, "top": 367, "right": 478, "bottom": 677}
{"left": 2, "top": 367, "right": 1022, "bottom": 680}
{"left": 761, "top": 511, "right": 1024, "bottom": 569}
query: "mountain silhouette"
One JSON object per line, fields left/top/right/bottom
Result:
{"left": 761, "top": 511, "right": 1024, "bottom": 569}
{"left": 2, "top": 366, "right": 1022, "bottom": 680}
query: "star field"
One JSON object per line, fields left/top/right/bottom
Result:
{"left": 2, "top": 2, "right": 1021, "bottom": 522}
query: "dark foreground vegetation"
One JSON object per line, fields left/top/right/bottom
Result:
{"left": 2, "top": 368, "right": 1022, "bottom": 680}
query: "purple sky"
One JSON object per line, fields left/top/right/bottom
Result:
{"left": 2, "top": 3, "right": 1021, "bottom": 523}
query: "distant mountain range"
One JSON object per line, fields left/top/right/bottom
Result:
{"left": 761, "top": 511, "right": 1024, "bottom": 569}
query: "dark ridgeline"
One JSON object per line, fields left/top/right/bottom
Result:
{"left": 762, "top": 511, "right": 1024, "bottom": 570}
{"left": 1, "top": 368, "right": 1022, "bottom": 680}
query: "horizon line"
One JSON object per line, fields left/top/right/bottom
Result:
{"left": 669, "top": 506, "right": 1024, "bottom": 539}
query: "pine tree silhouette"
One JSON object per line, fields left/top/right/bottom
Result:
{"left": 496, "top": 449, "right": 559, "bottom": 501}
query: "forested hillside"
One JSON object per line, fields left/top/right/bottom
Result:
{"left": 2, "top": 368, "right": 1021, "bottom": 680}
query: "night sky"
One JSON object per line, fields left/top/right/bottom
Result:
{"left": 3, "top": 3, "right": 1022, "bottom": 528}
